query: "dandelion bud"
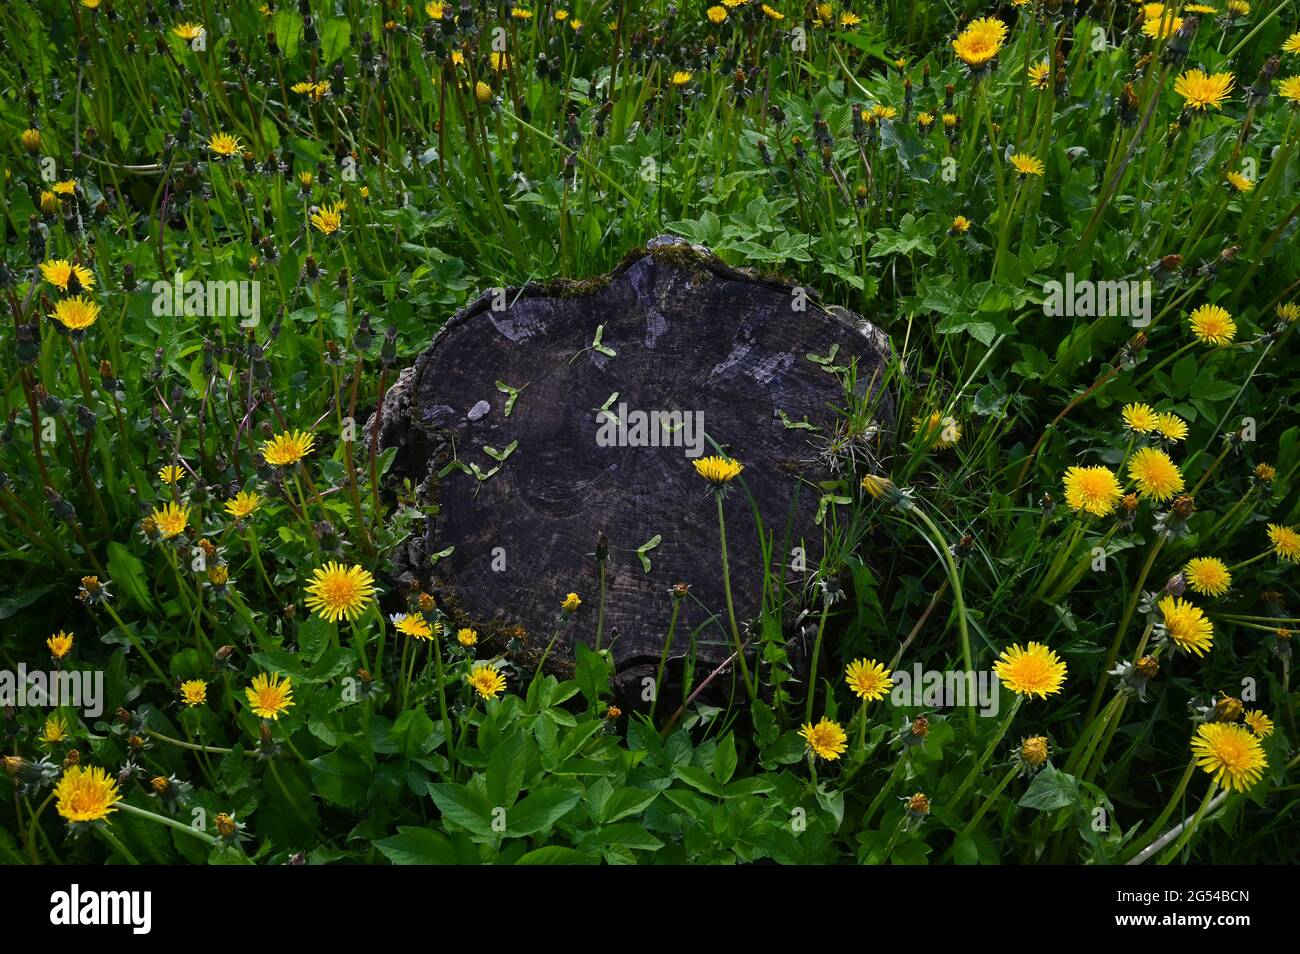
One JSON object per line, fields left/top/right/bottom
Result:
{"left": 1135, "top": 655, "right": 1160, "bottom": 679}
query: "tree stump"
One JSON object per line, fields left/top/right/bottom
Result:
{"left": 376, "top": 236, "right": 890, "bottom": 709}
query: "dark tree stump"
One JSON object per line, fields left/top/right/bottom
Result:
{"left": 376, "top": 237, "right": 890, "bottom": 709}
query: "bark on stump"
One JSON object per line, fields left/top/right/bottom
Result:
{"left": 375, "top": 236, "right": 890, "bottom": 710}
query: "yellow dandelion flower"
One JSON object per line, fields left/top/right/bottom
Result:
{"left": 1174, "top": 69, "right": 1235, "bottom": 111}
{"left": 1188, "top": 303, "right": 1236, "bottom": 345}
{"left": 1190, "top": 722, "right": 1266, "bottom": 792}
{"left": 158, "top": 464, "right": 185, "bottom": 484}
{"left": 1284, "top": 31, "right": 1300, "bottom": 54}
{"left": 952, "top": 17, "right": 1008, "bottom": 69}
{"left": 39, "top": 258, "right": 95, "bottom": 293}
{"left": 1225, "top": 171, "right": 1255, "bottom": 192}
{"left": 693, "top": 455, "right": 744, "bottom": 484}
{"left": 799, "top": 717, "right": 848, "bottom": 760}
{"left": 304, "top": 562, "right": 377, "bottom": 623}
{"left": 309, "top": 202, "right": 345, "bottom": 235}
{"left": 474, "top": 80, "right": 493, "bottom": 102}
{"left": 47, "top": 631, "right": 74, "bottom": 660}
{"left": 245, "top": 672, "right": 294, "bottom": 720}
{"left": 1158, "top": 596, "right": 1214, "bottom": 655}
{"left": 670, "top": 70, "right": 694, "bottom": 86}
{"left": 1141, "top": 14, "right": 1183, "bottom": 39}
{"left": 561, "top": 592, "right": 582, "bottom": 613}
{"left": 760, "top": 4, "right": 785, "bottom": 19}
{"left": 456, "top": 628, "right": 478, "bottom": 647}
{"left": 224, "top": 489, "right": 263, "bottom": 519}
{"left": 511, "top": 8, "right": 534, "bottom": 19}
{"left": 467, "top": 664, "right": 507, "bottom": 701}
{"left": 993, "top": 642, "right": 1067, "bottom": 698}
{"left": 1185, "top": 3, "right": 1217, "bottom": 11}
{"left": 707, "top": 5, "right": 728, "bottom": 23}
{"left": 1063, "top": 465, "right": 1123, "bottom": 516}
{"left": 1243, "top": 710, "right": 1273, "bottom": 738}
{"left": 53, "top": 179, "right": 78, "bottom": 195}
{"left": 50, "top": 295, "right": 101, "bottom": 331}
{"left": 395, "top": 614, "right": 436, "bottom": 640}
{"left": 1028, "top": 61, "right": 1051, "bottom": 90}
{"left": 54, "top": 765, "right": 121, "bottom": 823}
{"left": 1267, "top": 523, "right": 1300, "bottom": 562}
{"left": 1127, "top": 447, "right": 1184, "bottom": 501}
{"left": 1009, "top": 152, "right": 1045, "bottom": 176}
{"left": 840, "top": 12, "right": 860, "bottom": 27}
{"left": 172, "top": 22, "right": 206, "bottom": 42}
{"left": 180, "top": 679, "right": 208, "bottom": 707}
{"left": 21, "top": 128, "right": 42, "bottom": 151}
{"left": 40, "top": 713, "right": 70, "bottom": 744}
{"left": 1155, "top": 412, "right": 1188, "bottom": 441}
{"left": 1226, "top": 0, "right": 1249, "bottom": 15}
{"left": 260, "top": 429, "right": 315, "bottom": 467}
{"left": 425, "top": 0, "right": 447, "bottom": 15}
{"left": 1122, "top": 402, "right": 1158, "bottom": 433}
{"left": 150, "top": 501, "right": 191, "bottom": 538}
{"left": 845, "top": 659, "right": 893, "bottom": 701}
{"left": 1277, "top": 302, "right": 1300, "bottom": 322}
{"left": 1184, "top": 557, "right": 1231, "bottom": 597}
{"left": 913, "top": 411, "right": 962, "bottom": 448}
{"left": 208, "top": 132, "right": 241, "bottom": 157}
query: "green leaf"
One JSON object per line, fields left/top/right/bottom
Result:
{"left": 308, "top": 749, "right": 370, "bottom": 808}
{"left": 574, "top": 642, "right": 611, "bottom": 706}
{"left": 636, "top": 534, "right": 661, "bottom": 573}
{"left": 504, "top": 788, "right": 582, "bottom": 837}
{"left": 375, "top": 827, "right": 458, "bottom": 864}
{"left": 320, "top": 17, "right": 351, "bottom": 65}
{"left": 515, "top": 845, "right": 594, "bottom": 864}
{"left": 107, "top": 542, "right": 156, "bottom": 612}
{"left": 1018, "top": 764, "right": 1081, "bottom": 812}
{"left": 597, "top": 788, "right": 660, "bottom": 824}
{"left": 426, "top": 782, "right": 498, "bottom": 838}
{"left": 674, "top": 765, "right": 724, "bottom": 797}
{"left": 713, "top": 733, "right": 738, "bottom": 784}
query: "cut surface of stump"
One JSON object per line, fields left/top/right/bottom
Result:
{"left": 378, "top": 236, "right": 890, "bottom": 708}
